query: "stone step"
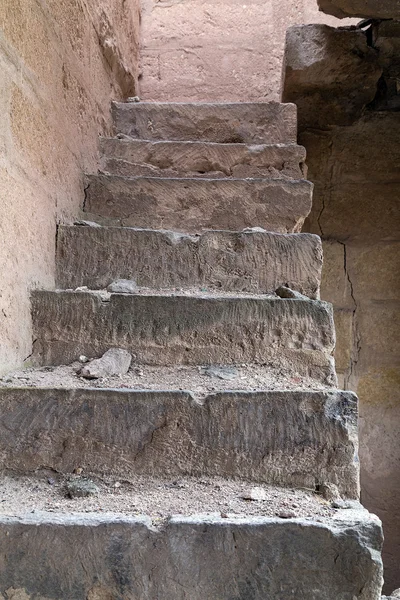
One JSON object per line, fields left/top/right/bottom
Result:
{"left": 100, "top": 138, "right": 307, "bottom": 179}
{"left": 83, "top": 174, "right": 313, "bottom": 233}
{"left": 31, "top": 291, "right": 336, "bottom": 384}
{"left": 0, "top": 508, "right": 383, "bottom": 600}
{"left": 56, "top": 225, "right": 322, "bottom": 298}
{"left": 0, "top": 387, "right": 357, "bottom": 495}
{"left": 112, "top": 101, "right": 298, "bottom": 144}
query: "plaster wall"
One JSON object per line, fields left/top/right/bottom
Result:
{"left": 0, "top": 0, "right": 140, "bottom": 374}
{"left": 139, "top": 0, "right": 355, "bottom": 102}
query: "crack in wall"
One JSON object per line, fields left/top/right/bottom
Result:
{"left": 337, "top": 241, "right": 360, "bottom": 389}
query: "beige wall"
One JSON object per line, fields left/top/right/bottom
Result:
{"left": 139, "top": 0, "right": 355, "bottom": 102}
{"left": 0, "top": 0, "right": 140, "bottom": 375}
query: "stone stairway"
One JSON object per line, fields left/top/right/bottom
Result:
{"left": 0, "top": 101, "right": 384, "bottom": 599}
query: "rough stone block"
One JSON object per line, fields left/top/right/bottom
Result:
{"left": 100, "top": 138, "right": 307, "bottom": 179}
{"left": 56, "top": 225, "right": 323, "bottom": 297}
{"left": 283, "top": 25, "right": 382, "bottom": 128}
{"left": 31, "top": 291, "right": 337, "bottom": 383}
{"left": 80, "top": 347, "right": 132, "bottom": 379}
{"left": 0, "top": 388, "right": 358, "bottom": 496}
{"left": 0, "top": 511, "right": 383, "bottom": 600}
{"left": 112, "top": 101, "right": 298, "bottom": 144}
{"left": 83, "top": 174, "right": 313, "bottom": 233}
{"left": 317, "top": 0, "right": 400, "bottom": 19}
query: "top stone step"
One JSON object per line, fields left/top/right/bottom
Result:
{"left": 112, "top": 102, "right": 298, "bottom": 144}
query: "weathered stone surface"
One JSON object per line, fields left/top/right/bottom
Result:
{"left": 0, "top": 510, "right": 383, "bottom": 600}
{"left": 31, "top": 291, "right": 336, "bottom": 383}
{"left": 283, "top": 25, "right": 382, "bottom": 128}
{"left": 100, "top": 138, "right": 307, "bottom": 179}
{"left": 80, "top": 348, "right": 132, "bottom": 379}
{"left": 0, "top": 388, "right": 358, "bottom": 495}
{"left": 358, "top": 367, "right": 400, "bottom": 595}
{"left": 317, "top": 0, "right": 400, "bottom": 19}
{"left": 56, "top": 226, "right": 323, "bottom": 298}
{"left": 347, "top": 243, "right": 400, "bottom": 301}
{"left": 283, "top": 21, "right": 400, "bottom": 591}
{"left": 332, "top": 309, "right": 354, "bottom": 374}
{"left": 83, "top": 174, "right": 313, "bottom": 233}
{"left": 107, "top": 279, "right": 137, "bottom": 293}
{"left": 320, "top": 241, "right": 355, "bottom": 310}
{"left": 311, "top": 182, "right": 400, "bottom": 244}
{"left": 112, "top": 101, "right": 298, "bottom": 144}
{"left": 138, "top": 0, "right": 354, "bottom": 104}
{"left": 275, "top": 285, "right": 309, "bottom": 299}
{"left": 0, "top": 0, "right": 141, "bottom": 376}
{"left": 356, "top": 301, "right": 400, "bottom": 370}
{"left": 65, "top": 478, "right": 99, "bottom": 498}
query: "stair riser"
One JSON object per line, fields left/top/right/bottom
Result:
{"left": 56, "top": 226, "right": 322, "bottom": 297}
{"left": 0, "top": 388, "right": 358, "bottom": 496}
{"left": 112, "top": 102, "right": 298, "bottom": 144}
{"left": 83, "top": 175, "right": 313, "bottom": 233}
{"left": 0, "top": 514, "right": 383, "bottom": 600}
{"left": 100, "top": 138, "right": 306, "bottom": 179}
{"left": 31, "top": 292, "right": 336, "bottom": 383}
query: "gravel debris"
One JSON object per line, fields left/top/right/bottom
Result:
{"left": 0, "top": 363, "right": 331, "bottom": 394}
{"left": 0, "top": 474, "right": 335, "bottom": 521}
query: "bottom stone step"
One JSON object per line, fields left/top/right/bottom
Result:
{"left": 0, "top": 508, "right": 383, "bottom": 600}
{"left": 0, "top": 387, "right": 359, "bottom": 497}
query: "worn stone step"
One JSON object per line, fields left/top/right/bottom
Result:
{"left": 0, "top": 509, "right": 383, "bottom": 600}
{"left": 31, "top": 291, "right": 336, "bottom": 384}
{"left": 112, "top": 101, "right": 298, "bottom": 144}
{"left": 56, "top": 225, "right": 322, "bottom": 297}
{"left": 100, "top": 138, "right": 307, "bottom": 179}
{"left": 0, "top": 387, "right": 357, "bottom": 495}
{"left": 83, "top": 174, "right": 313, "bottom": 233}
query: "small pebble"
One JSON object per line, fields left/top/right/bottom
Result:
{"left": 240, "top": 487, "right": 267, "bottom": 502}
{"left": 66, "top": 478, "right": 99, "bottom": 499}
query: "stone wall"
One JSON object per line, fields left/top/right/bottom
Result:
{"left": 0, "top": 0, "right": 140, "bottom": 375}
{"left": 283, "top": 22, "right": 400, "bottom": 593}
{"left": 139, "top": 0, "right": 355, "bottom": 102}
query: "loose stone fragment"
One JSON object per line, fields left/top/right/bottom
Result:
{"left": 319, "top": 482, "right": 342, "bottom": 502}
{"left": 66, "top": 478, "right": 99, "bottom": 498}
{"left": 389, "top": 589, "right": 400, "bottom": 598}
{"left": 240, "top": 487, "right": 267, "bottom": 501}
{"left": 275, "top": 286, "right": 309, "bottom": 300}
{"left": 80, "top": 348, "right": 132, "bottom": 379}
{"left": 277, "top": 511, "right": 297, "bottom": 519}
{"left": 74, "top": 220, "right": 102, "bottom": 228}
{"left": 242, "top": 226, "right": 267, "bottom": 233}
{"left": 107, "top": 279, "right": 137, "bottom": 293}
{"left": 332, "top": 499, "right": 361, "bottom": 510}
{"left": 200, "top": 366, "right": 238, "bottom": 381}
